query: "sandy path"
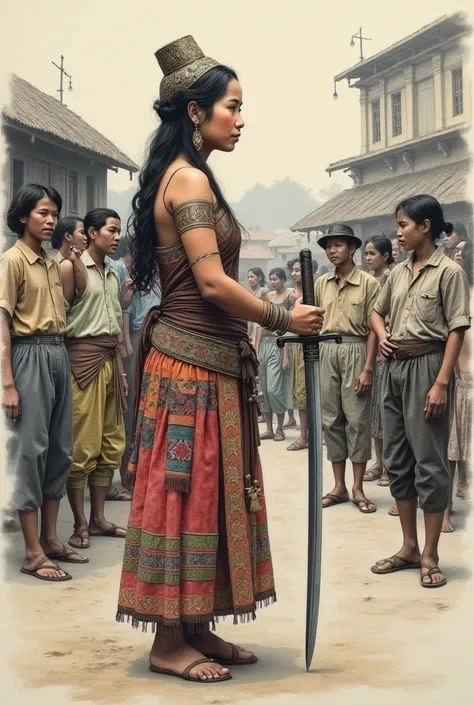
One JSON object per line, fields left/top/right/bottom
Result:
{"left": 3, "top": 427, "right": 473, "bottom": 705}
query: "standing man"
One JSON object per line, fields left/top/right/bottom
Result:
{"left": 0, "top": 184, "right": 88, "bottom": 579}
{"left": 316, "top": 224, "right": 380, "bottom": 514}
{"left": 61, "top": 208, "right": 128, "bottom": 550}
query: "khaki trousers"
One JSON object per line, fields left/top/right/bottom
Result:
{"left": 67, "top": 360, "right": 125, "bottom": 489}
{"left": 320, "top": 338, "right": 372, "bottom": 464}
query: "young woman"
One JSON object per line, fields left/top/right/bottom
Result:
{"left": 285, "top": 257, "right": 318, "bottom": 451}
{"left": 443, "top": 221, "right": 468, "bottom": 259}
{"left": 257, "top": 267, "right": 293, "bottom": 442}
{"left": 443, "top": 238, "right": 473, "bottom": 532}
{"left": 52, "top": 216, "right": 87, "bottom": 262}
{"left": 115, "top": 36, "right": 323, "bottom": 684}
{"left": 247, "top": 267, "right": 267, "bottom": 299}
{"left": 363, "top": 236, "right": 394, "bottom": 486}
{"left": 370, "top": 195, "right": 470, "bottom": 588}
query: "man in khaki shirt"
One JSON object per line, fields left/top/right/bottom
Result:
{"left": 314, "top": 224, "right": 379, "bottom": 514}
{"left": 62, "top": 208, "right": 127, "bottom": 552}
{"left": 0, "top": 184, "right": 88, "bottom": 581}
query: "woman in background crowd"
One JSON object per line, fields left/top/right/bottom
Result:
{"left": 52, "top": 216, "right": 87, "bottom": 262}
{"left": 257, "top": 267, "right": 292, "bottom": 442}
{"left": 363, "top": 236, "right": 393, "bottom": 486}
{"left": 443, "top": 238, "right": 473, "bottom": 532}
{"left": 443, "top": 221, "right": 468, "bottom": 260}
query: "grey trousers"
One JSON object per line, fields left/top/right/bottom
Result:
{"left": 381, "top": 352, "right": 450, "bottom": 513}
{"left": 7, "top": 336, "right": 73, "bottom": 512}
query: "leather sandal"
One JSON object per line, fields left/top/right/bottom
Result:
{"left": 204, "top": 642, "right": 258, "bottom": 666}
{"left": 149, "top": 657, "right": 232, "bottom": 682}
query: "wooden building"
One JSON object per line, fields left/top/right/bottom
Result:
{"left": 292, "top": 13, "right": 472, "bottom": 247}
{"left": 2, "top": 74, "right": 138, "bottom": 249}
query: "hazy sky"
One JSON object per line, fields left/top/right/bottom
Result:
{"left": 0, "top": 1, "right": 471, "bottom": 201}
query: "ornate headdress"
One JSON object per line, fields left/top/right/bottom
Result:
{"left": 155, "top": 35, "right": 220, "bottom": 103}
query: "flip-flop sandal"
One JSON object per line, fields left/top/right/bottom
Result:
{"left": 371, "top": 555, "right": 421, "bottom": 574}
{"left": 283, "top": 420, "right": 297, "bottom": 428}
{"left": 106, "top": 487, "right": 132, "bottom": 501}
{"left": 46, "top": 543, "right": 89, "bottom": 564}
{"left": 149, "top": 657, "right": 232, "bottom": 682}
{"left": 388, "top": 505, "right": 399, "bottom": 516}
{"left": 260, "top": 432, "right": 275, "bottom": 440}
{"left": 204, "top": 642, "right": 258, "bottom": 666}
{"left": 420, "top": 564, "right": 447, "bottom": 589}
{"left": 68, "top": 527, "right": 91, "bottom": 550}
{"left": 274, "top": 432, "right": 285, "bottom": 442}
{"left": 377, "top": 477, "right": 391, "bottom": 487}
{"left": 363, "top": 470, "right": 382, "bottom": 482}
{"left": 20, "top": 556, "right": 72, "bottom": 582}
{"left": 352, "top": 498, "right": 377, "bottom": 514}
{"left": 287, "top": 440, "right": 308, "bottom": 451}
{"left": 322, "top": 493, "right": 349, "bottom": 508}
{"left": 88, "top": 523, "right": 126, "bottom": 539}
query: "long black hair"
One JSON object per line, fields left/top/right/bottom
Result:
{"left": 269, "top": 267, "right": 287, "bottom": 283}
{"left": 395, "top": 194, "right": 453, "bottom": 241}
{"left": 7, "top": 183, "right": 62, "bottom": 236}
{"left": 52, "top": 216, "right": 84, "bottom": 250}
{"left": 129, "top": 65, "right": 239, "bottom": 293}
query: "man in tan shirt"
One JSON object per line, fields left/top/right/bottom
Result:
{"left": 315, "top": 223, "right": 380, "bottom": 514}
{"left": 62, "top": 207, "right": 127, "bottom": 551}
{"left": 0, "top": 184, "right": 88, "bottom": 581}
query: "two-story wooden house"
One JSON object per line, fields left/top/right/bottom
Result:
{"left": 292, "top": 13, "right": 472, "bottom": 245}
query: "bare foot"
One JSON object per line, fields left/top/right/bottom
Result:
{"left": 363, "top": 463, "right": 382, "bottom": 481}
{"left": 442, "top": 511, "right": 455, "bottom": 533}
{"left": 188, "top": 632, "right": 256, "bottom": 663}
{"left": 388, "top": 503, "right": 399, "bottom": 516}
{"left": 456, "top": 482, "right": 470, "bottom": 501}
{"left": 150, "top": 643, "right": 229, "bottom": 681}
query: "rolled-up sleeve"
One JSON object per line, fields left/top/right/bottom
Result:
{"left": 441, "top": 268, "right": 471, "bottom": 332}
{"left": 0, "top": 257, "right": 20, "bottom": 318}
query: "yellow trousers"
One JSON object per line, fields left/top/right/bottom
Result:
{"left": 67, "top": 361, "right": 125, "bottom": 489}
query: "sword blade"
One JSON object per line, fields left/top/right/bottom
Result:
{"left": 304, "top": 354, "right": 323, "bottom": 671}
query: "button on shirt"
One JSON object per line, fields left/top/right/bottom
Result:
{"left": 373, "top": 248, "right": 471, "bottom": 342}
{"left": 65, "top": 250, "right": 122, "bottom": 338}
{"left": 0, "top": 239, "right": 66, "bottom": 336}
{"left": 315, "top": 265, "right": 380, "bottom": 337}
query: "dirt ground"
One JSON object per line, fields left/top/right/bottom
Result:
{"left": 2, "top": 427, "right": 473, "bottom": 705}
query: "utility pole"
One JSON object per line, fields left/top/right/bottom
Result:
{"left": 52, "top": 55, "right": 73, "bottom": 103}
{"left": 350, "top": 27, "right": 372, "bottom": 62}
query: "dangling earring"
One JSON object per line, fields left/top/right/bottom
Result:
{"left": 193, "top": 121, "right": 203, "bottom": 151}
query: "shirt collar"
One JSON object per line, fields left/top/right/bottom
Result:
{"left": 82, "top": 249, "right": 113, "bottom": 274}
{"left": 15, "top": 239, "right": 53, "bottom": 268}
{"left": 404, "top": 247, "right": 444, "bottom": 272}
{"left": 328, "top": 264, "right": 361, "bottom": 285}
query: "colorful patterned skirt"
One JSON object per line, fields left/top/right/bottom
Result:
{"left": 116, "top": 349, "right": 276, "bottom": 633}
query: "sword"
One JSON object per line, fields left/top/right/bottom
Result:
{"left": 277, "top": 249, "right": 341, "bottom": 671}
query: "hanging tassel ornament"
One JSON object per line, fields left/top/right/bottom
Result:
{"left": 193, "top": 122, "right": 203, "bottom": 151}
{"left": 246, "top": 479, "right": 262, "bottom": 513}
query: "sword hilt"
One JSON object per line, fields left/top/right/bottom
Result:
{"left": 276, "top": 333, "right": 342, "bottom": 348}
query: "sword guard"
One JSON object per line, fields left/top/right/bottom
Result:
{"left": 276, "top": 333, "right": 342, "bottom": 348}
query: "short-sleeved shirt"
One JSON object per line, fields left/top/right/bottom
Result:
{"left": 315, "top": 265, "right": 380, "bottom": 337}
{"left": 65, "top": 250, "right": 122, "bottom": 338}
{"left": 53, "top": 251, "right": 65, "bottom": 264}
{"left": 374, "top": 247, "right": 471, "bottom": 342}
{"left": 125, "top": 285, "right": 162, "bottom": 337}
{"left": 104, "top": 256, "right": 127, "bottom": 289}
{"left": 0, "top": 239, "right": 66, "bottom": 337}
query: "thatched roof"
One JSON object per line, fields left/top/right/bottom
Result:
{"left": 292, "top": 160, "right": 470, "bottom": 232}
{"left": 2, "top": 74, "right": 138, "bottom": 172}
